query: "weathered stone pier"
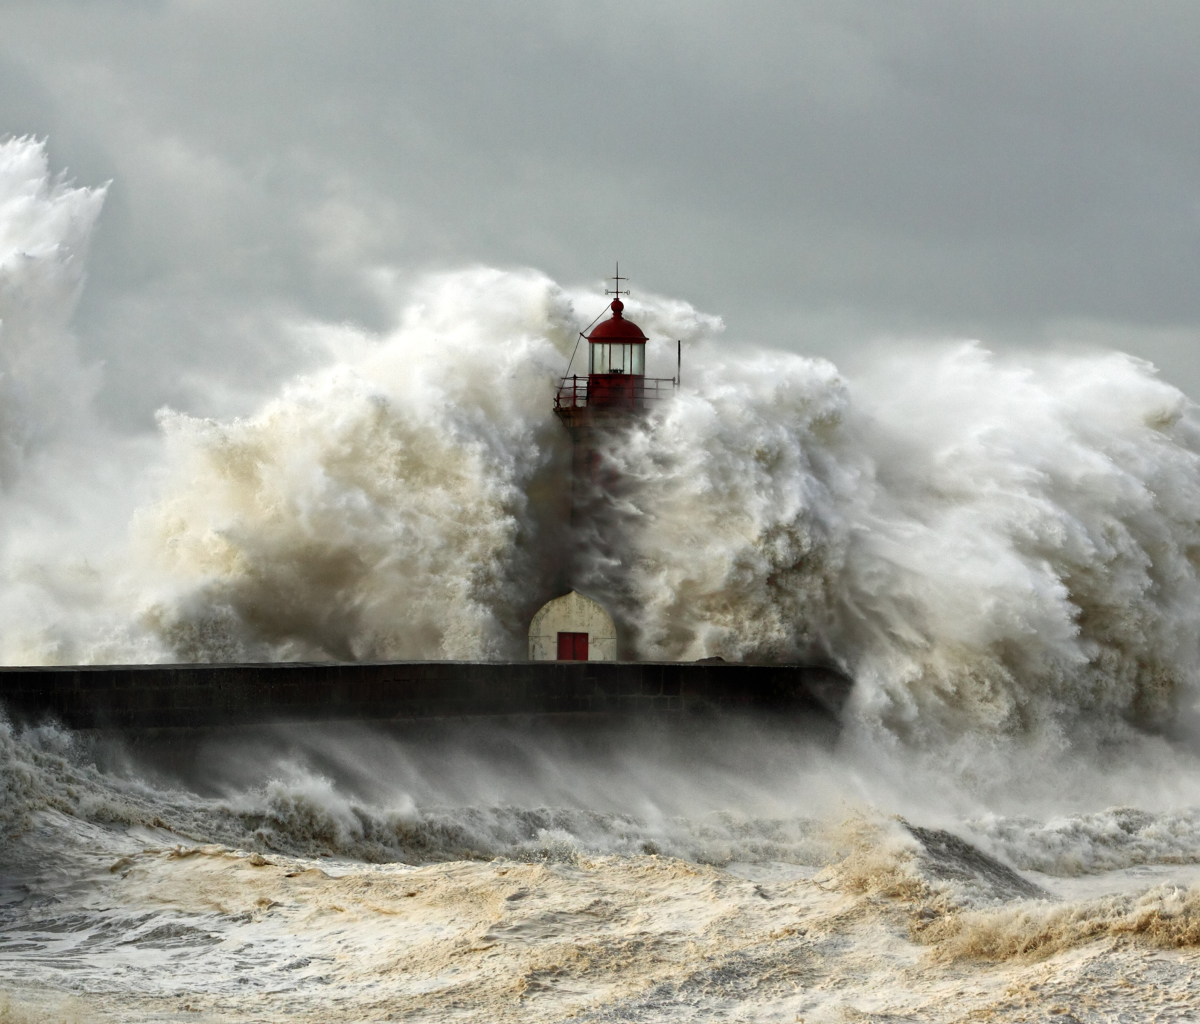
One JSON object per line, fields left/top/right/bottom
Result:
{"left": 0, "top": 660, "right": 851, "bottom": 731}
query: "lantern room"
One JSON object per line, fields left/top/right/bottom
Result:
{"left": 587, "top": 298, "right": 647, "bottom": 375}
{"left": 553, "top": 264, "right": 679, "bottom": 427}
{"left": 584, "top": 297, "right": 648, "bottom": 411}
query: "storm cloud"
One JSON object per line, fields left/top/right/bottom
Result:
{"left": 2, "top": 0, "right": 1199, "bottom": 418}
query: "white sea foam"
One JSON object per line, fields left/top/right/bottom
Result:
{"left": 588, "top": 341, "right": 1200, "bottom": 752}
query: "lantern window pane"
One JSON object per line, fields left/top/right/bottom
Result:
{"left": 589, "top": 341, "right": 645, "bottom": 374}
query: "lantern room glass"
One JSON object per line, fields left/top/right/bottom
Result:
{"left": 589, "top": 342, "right": 645, "bottom": 375}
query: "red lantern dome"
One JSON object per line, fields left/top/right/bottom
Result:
{"left": 586, "top": 298, "right": 647, "bottom": 379}
{"left": 585, "top": 298, "right": 648, "bottom": 343}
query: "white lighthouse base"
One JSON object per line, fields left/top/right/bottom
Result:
{"left": 528, "top": 590, "right": 617, "bottom": 661}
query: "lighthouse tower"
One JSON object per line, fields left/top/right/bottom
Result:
{"left": 527, "top": 268, "right": 678, "bottom": 663}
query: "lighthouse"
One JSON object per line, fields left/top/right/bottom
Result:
{"left": 553, "top": 266, "right": 679, "bottom": 505}
{"left": 528, "top": 267, "right": 679, "bottom": 662}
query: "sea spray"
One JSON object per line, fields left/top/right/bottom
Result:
{"left": 584, "top": 342, "right": 1200, "bottom": 750}
{"left": 0, "top": 712, "right": 842, "bottom": 864}
{"left": 3, "top": 136, "right": 1200, "bottom": 759}
{"left": 576, "top": 346, "right": 853, "bottom": 665}
{"left": 132, "top": 268, "right": 579, "bottom": 662}
{"left": 128, "top": 280, "right": 1200, "bottom": 751}
{"left": 0, "top": 137, "right": 104, "bottom": 485}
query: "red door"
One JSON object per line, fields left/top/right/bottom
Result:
{"left": 556, "top": 632, "right": 589, "bottom": 660}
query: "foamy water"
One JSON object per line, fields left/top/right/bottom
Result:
{"left": 4, "top": 137, "right": 1200, "bottom": 1021}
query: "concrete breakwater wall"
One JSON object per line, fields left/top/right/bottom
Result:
{"left": 0, "top": 660, "right": 851, "bottom": 731}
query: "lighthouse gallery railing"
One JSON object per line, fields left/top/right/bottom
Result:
{"left": 554, "top": 375, "right": 678, "bottom": 413}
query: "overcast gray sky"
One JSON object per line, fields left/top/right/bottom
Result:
{"left": 3, "top": 0, "right": 1200, "bottom": 425}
